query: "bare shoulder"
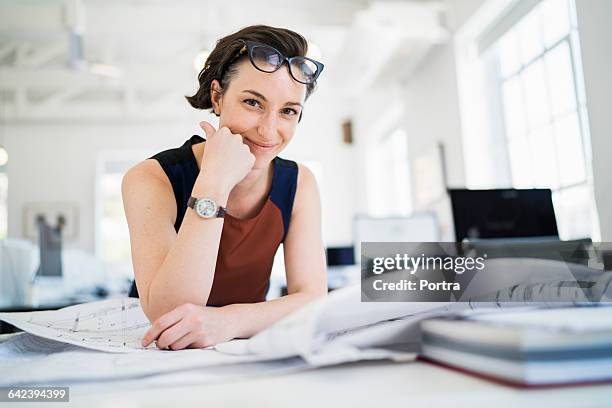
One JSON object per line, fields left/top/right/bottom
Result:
{"left": 296, "top": 162, "right": 317, "bottom": 188}
{"left": 284, "top": 162, "right": 324, "bottom": 256}
{"left": 293, "top": 162, "right": 321, "bottom": 211}
{"left": 122, "top": 159, "right": 176, "bottom": 222}
{"left": 122, "top": 159, "right": 169, "bottom": 189}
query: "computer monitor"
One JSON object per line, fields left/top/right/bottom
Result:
{"left": 326, "top": 246, "right": 355, "bottom": 266}
{"left": 449, "top": 188, "right": 558, "bottom": 242}
{"left": 353, "top": 214, "right": 440, "bottom": 259}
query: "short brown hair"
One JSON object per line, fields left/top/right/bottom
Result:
{"left": 186, "top": 25, "right": 316, "bottom": 114}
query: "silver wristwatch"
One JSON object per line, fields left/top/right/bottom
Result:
{"left": 187, "top": 196, "right": 226, "bottom": 219}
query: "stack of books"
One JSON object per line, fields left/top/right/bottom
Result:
{"left": 420, "top": 306, "right": 612, "bottom": 387}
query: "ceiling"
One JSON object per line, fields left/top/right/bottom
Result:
{"left": 0, "top": 0, "right": 449, "bottom": 121}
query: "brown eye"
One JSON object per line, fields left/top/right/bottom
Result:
{"left": 282, "top": 108, "right": 298, "bottom": 116}
{"left": 243, "top": 98, "right": 262, "bottom": 108}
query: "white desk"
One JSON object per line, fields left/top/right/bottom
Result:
{"left": 66, "top": 360, "right": 612, "bottom": 408}
{"left": 2, "top": 334, "right": 611, "bottom": 408}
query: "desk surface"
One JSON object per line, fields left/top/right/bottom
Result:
{"left": 67, "top": 360, "right": 612, "bottom": 408}
{"left": 1, "top": 334, "right": 611, "bottom": 408}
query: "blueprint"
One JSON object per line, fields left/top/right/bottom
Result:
{"left": 0, "top": 298, "right": 155, "bottom": 352}
{"left": 0, "top": 292, "right": 425, "bottom": 358}
{"left": 0, "top": 332, "right": 297, "bottom": 386}
{"left": 0, "top": 292, "right": 416, "bottom": 386}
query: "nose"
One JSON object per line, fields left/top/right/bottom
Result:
{"left": 257, "top": 110, "right": 278, "bottom": 142}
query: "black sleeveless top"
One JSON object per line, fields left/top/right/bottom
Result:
{"left": 128, "top": 135, "right": 299, "bottom": 306}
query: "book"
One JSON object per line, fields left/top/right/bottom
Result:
{"left": 420, "top": 306, "right": 612, "bottom": 386}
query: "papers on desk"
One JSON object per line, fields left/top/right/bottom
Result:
{"left": 0, "top": 286, "right": 444, "bottom": 356}
{"left": 0, "top": 285, "right": 429, "bottom": 386}
{"left": 0, "top": 298, "right": 153, "bottom": 353}
{"left": 0, "top": 298, "right": 306, "bottom": 385}
{"left": 0, "top": 331, "right": 283, "bottom": 386}
{"left": 215, "top": 284, "right": 456, "bottom": 364}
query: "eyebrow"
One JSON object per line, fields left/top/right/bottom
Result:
{"left": 242, "top": 89, "right": 303, "bottom": 108}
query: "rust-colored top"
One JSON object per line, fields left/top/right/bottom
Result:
{"left": 129, "top": 135, "right": 298, "bottom": 306}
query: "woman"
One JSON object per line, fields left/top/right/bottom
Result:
{"left": 122, "top": 25, "right": 327, "bottom": 350}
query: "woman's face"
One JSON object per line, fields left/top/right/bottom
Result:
{"left": 211, "top": 59, "right": 307, "bottom": 170}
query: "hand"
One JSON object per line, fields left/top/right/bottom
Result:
{"left": 199, "top": 121, "right": 255, "bottom": 194}
{"left": 142, "top": 303, "right": 238, "bottom": 350}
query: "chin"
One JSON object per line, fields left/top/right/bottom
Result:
{"left": 247, "top": 144, "right": 283, "bottom": 169}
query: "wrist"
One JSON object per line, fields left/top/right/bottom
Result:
{"left": 192, "top": 173, "right": 231, "bottom": 206}
{"left": 222, "top": 304, "right": 250, "bottom": 339}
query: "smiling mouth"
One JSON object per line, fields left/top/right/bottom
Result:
{"left": 244, "top": 138, "right": 279, "bottom": 150}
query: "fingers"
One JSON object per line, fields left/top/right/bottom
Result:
{"left": 199, "top": 121, "right": 217, "bottom": 139}
{"left": 167, "top": 332, "right": 198, "bottom": 350}
{"left": 155, "top": 319, "right": 191, "bottom": 350}
{"left": 142, "top": 305, "right": 187, "bottom": 347}
{"left": 171, "top": 333, "right": 215, "bottom": 350}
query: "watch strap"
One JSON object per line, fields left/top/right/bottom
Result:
{"left": 187, "top": 196, "right": 197, "bottom": 209}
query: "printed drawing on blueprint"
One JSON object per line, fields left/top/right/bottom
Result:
{"left": 0, "top": 298, "right": 154, "bottom": 352}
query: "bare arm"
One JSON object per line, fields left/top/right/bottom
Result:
{"left": 123, "top": 124, "right": 254, "bottom": 322}
{"left": 122, "top": 161, "right": 227, "bottom": 322}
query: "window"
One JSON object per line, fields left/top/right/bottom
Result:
{"left": 0, "top": 170, "right": 6, "bottom": 239}
{"left": 368, "top": 128, "right": 412, "bottom": 216}
{"left": 459, "top": 0, "right": 594, "bottom": 240}
{"left": 96, "top": 152, "right": 149, "bottom": 283}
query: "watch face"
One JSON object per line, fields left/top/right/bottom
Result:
{"left": 195, "top": 198, "right": 217, "bottom": 218}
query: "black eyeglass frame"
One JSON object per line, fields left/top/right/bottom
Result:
{"left": 238, "top": 40, "right": 324, "bottom": 85}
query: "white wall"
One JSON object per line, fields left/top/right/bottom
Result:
{"left": 575, "top": 0, "right": 612, "bottom": 240}
{"left": 5, "top": 120, "right": 197, "bottom": 252}
{"left": 349, "top": 0, "right": 483, "bottom": 240}
{"left": 282, "top": 83, "right": 357, "bottom": 246}
{"left": 400, "top": 43, "right": 466, "bottom": 241}
{"left": 402, "top": 44, "right": 465, "bottom": 189}
{"left": 346, "top": 41, "right": 465, "bottom": 240}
